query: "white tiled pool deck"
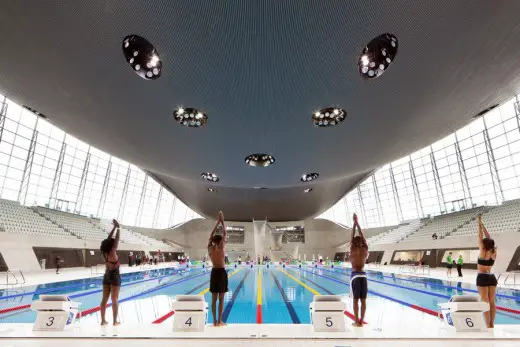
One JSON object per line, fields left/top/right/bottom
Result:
{"left": 0, "top": 323, "right": 519, "bottom": 347}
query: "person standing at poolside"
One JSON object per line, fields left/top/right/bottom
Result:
{"left": 208, "top": 211, "right": 228, "bottom": 326}
{"left": 349, "top": 213, "right": 368, "bottom": 327}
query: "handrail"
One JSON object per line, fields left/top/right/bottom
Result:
{"left": 498, "top": 271, "right": 520, "bottom": 286}
{"left": 1, "top": 269, "right": 26, "bottom": 288}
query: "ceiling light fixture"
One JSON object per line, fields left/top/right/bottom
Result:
{"left": 201, "top": 172, "right": 219, "bottom": 182}
{"left": 122, "top": 35, "right": 162, "bottom": 80}
{"left": 174, "top": 107, "right": 208, "bottom": 128}
{"left": 207, "top": 188, "right": 218, "bottom": 193}
{"left": 304, "top": 188, "right": 313, "bottom": 193}
{"left": 23, "top": 105, "right": 49, "bottom": 120}
{"left": 473, "top": 104, "right": 499, "bottom": 119}
{"left": 312, "top": 107, "right": 346, "bottom": 127}
{"left": 359, "top": 33, "right": 398, "bottom": 79}
{"left": 245, "top": 153, "right": 275, "bottom": 167}
{"left": 301, "top": 173, "right": 319, "bottom": 182}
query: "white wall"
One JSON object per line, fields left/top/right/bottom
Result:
{"left": 150, "top": 218, "right": 354, "bottom": 261}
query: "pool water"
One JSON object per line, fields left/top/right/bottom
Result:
{"left": 1, "top": 265, "right": 519, "bottom": 325}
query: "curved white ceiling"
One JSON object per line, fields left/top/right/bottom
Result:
{"left": 1, "top": 1, "right": 520, "bottom": 221}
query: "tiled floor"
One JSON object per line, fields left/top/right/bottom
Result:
{"left": 0, "top": 323, "right": 519, "bottom": 346}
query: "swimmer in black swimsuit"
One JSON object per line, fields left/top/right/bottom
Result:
{"left": 476, "top": 214, "right": 497, "bottom": 328}
{"left": 99, "top": 219, "right": 121, "bottom": 326}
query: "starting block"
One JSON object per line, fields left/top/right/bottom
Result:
{"left": 172, "top": 295, "right": 208, "bottom": 332}
{"left": 439, "top": 295, "right": 489, "bottom": 332}
{"left": 31, "top": 295, "right": 79, "bottom": 331}
{"left": 310, "top": 295, "right": 347, "bottom": 332}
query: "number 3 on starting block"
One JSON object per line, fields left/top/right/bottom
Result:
{"left": 34, "top": 312, "right": 67, "bottom": 331}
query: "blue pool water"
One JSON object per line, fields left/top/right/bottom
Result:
{"left": 1, "top": 265, "right": 520, "bottom": 324}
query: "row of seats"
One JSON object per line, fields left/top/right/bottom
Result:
{"left": 92, "top": 219, "right": 173, "bottom": 250}
{"left": 0, "top": 199, "right": 75, "bottom": 238}
{"left": 1, "top": 199, "right": 175, "bottom": 249}
{"left": 367, "top": 219, "right": 422, "bottom": 244}
{"left": 401, "top": 207, "right": 485, "bottom": 242}
{"left": 367, "top": 219, "right": 422, "bottom": 245}
{"left": 37, "top": 208, "right": 109, "bottom": 242}
{"left": 447, "top": 199, "right": 520, "bottom": 238}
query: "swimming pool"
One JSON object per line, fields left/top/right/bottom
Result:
{"left": 1, "top": 265, "right": 519, "bottom": 325}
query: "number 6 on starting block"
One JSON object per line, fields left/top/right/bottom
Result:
{"left": 439, "top": 295, "right": 489, "bottom": 332}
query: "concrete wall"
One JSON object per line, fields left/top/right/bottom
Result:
{"left": 0, "top": 232, "right": 159, "bottom": 272}
{"left": 148, "top": 218, "right": 357, "bottom": 261}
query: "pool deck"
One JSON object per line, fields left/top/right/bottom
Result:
{"left": 0, "top": 323, "right": 519, "bottom": 347}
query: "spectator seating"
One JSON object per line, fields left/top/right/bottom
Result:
{"left": 367, "top": 220, "right": 422, "bottom": 245}
{"left": 401, "top": 207, "right": 485, "bottom": 242}
{"left": 37, "top": 208, "right": 109, "bottom": 242}
{"left": 0, "top": 199, "right": 75, "bottom": 238}
{"left": 447, "top": 199, "right": 520, "bottom": 238}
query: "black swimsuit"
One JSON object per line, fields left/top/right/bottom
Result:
{"left": 102, "top": 256, "right": 121, "bottom": 286}
{"left": 476, "top": 257, "right": 497, "bottom": 287}
{"left": 210, "top": 268, "right": 228, "bottom": 293}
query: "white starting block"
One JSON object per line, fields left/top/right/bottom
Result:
{"left": 439, "top": 295, "right": 490, "bottom": 332}
{"left": 309, "top": 295, "right": 347, "bottom": 332}
{"left": 172, "top": 295, "right": 208, "bottom": 332}
{"left": 31, "top": 295, "right": 79, "bottom": 331}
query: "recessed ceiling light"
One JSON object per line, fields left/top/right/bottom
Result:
{"left": 473, "top": 104, "right": 499, "bottom": 118}
{"left": 122, "top": 35, "right": 162, "bottom": 80}
{"left": 23, "top": 105, "right": 49, "bottom": 120}
{"left": 301, "top": 173, "right": 319, "bottom": 182}
{"left": 359, "top": 33, "right": 398, "bottom": 79}
{"left": 304, "top": 188, "right": 313, "bottom": 193}
{"left": 245, "top": 154, "right": 275, "bottom": 167}
{"left": 201, "top": 172, "right": 219, "bottom": 182}
{"left": 174, "top": 107, "right": 208, "bottom": 128}
{"left": 312, "top": 107, "right": 346, "bottom": 127}
{"left": 207, "top": 188, "right": 218, "bottom": 193}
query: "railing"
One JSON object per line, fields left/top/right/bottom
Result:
{"left": 0, "top": 269, "right": 26, "bottom": 287}
{"left": 90, "top": 264, "right": 105, "bottom": 277}
{"left": 398, "top": 263, "right": 430, "bottom": 276}
{"left": 367, "top": 262, "right": 381, "bottom": 270}
{"left": 497, "top": 271, "right": 520, "bottom": 286}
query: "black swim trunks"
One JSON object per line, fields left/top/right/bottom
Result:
{"left": 210, "top": 268, "right": 228, "bottom": 293}
{"left": 103, "top": 267, "right": 121, "bottom": 286}
{"left": 476, "top": 273, "right": 497, "bottom": 287}
{"left": 350, "top": 271, "right": 368, "bottom": 299}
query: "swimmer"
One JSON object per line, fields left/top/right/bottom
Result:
{"left": 99, "top": 219, "right": 121, "bottom": 326}
{"left": 349, "top": 213, "right": 368, "bottom": 327}
{"left": 476, "top": 214, "right": 497, "bottom": 328}
{"left": 446, "top": 252, "right": 453, "bottom": 278}
{"left": 208, "top": 210, "right": 228, "bottom": 327}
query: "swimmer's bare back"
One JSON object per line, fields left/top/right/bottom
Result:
{"left": 208, "top": 210, "right": 227, "bottom": 268}
{"left": 209, "top": 246, "right": 225, "bottom": 268}
{"left": 349, "top": 213, "right": 368, "bottom": 272}
{"left": 350, "top": 247, "right": 368, "bottom": 272}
